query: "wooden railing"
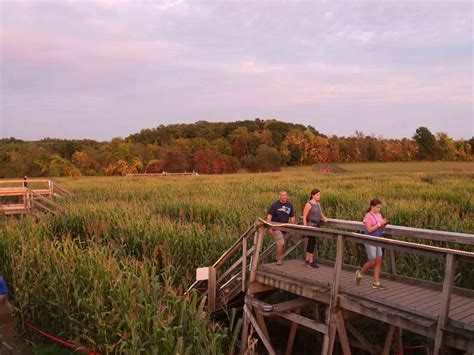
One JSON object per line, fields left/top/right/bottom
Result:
{"left": 252, "top": 219, "right": 474, "bottom": 355}
{"left": 0, "top": 179, "right": 73, "bottom": 198}
{"left": 0, "top": 180, "right": 70, "bottom": 216}
{"left": 190, "top": 218, "right": 474, "bottom": 354}
{"left": 0, "top": 179, "right": 53, "bottom": 196}
{"left": 29, "top": 190, "right": 66, "bottom": 215}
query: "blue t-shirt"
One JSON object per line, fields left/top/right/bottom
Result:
{"left": 0, "top": 276, "right": 8, "bottom": 296}
{"left": 268, "top": 200, "right": 295, "bottom": 223}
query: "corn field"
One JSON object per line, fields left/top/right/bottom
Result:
{"left": 1, "top": 166, "right": 473, "bottom": 353}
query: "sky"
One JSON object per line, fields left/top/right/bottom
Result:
{"left": 0, "top": 0, "right": 473, "bottom": 141}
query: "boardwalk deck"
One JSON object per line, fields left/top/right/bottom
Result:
{"left": 257, "top": 260, "right": 474, "bottom": 332}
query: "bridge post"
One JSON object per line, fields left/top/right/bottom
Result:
{"left": 322, "top": 234, "right": 347, "bottom": 355}
{"left": 207, "top": 266, "right": 216, "bottom": 312}
{"left": 242, "top": 235, "right": 247, "bottom": 292}
{"left": 241, "top": 224, "right": 265, "bottom": 355}
{"left": 433, "top": 253, "right": 457, "bottom": 355}
{"left": 249, "top": 224, "right": 265, "bottom": 285}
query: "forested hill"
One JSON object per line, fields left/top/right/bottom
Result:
{"left": 1, "top": 119, "right": 472, "bottom": 178}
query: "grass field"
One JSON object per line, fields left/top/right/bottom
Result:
{"left": 1, "top": 162, "right": 473, "bottom": 353}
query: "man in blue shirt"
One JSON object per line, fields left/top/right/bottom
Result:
{"left": 267, "top": 190, "right": 295, "bottom": 265}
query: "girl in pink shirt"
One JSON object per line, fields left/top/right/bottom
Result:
{"left": 355, "top": 198, "right": 389, "bottom": 289}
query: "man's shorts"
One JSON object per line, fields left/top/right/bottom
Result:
{"left": 365, "top": 244, "right": 383, "bottom": 260}
{"left": 269, "top": 229, "right": 285, "bottom": 246}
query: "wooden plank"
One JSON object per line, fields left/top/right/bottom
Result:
{"left": 346, "top": 321, "right": 376, "bottom": 354}
{"left": 382, "top": 325, "right": 396, "bottom": 355}
{"left": 242, "top": 233, "right": 247, "bottom": 292}
{"left": 254, "top": 309, "right": 271, "bottom": 342}
{"left": 274, "top": 310, "right": 328, "bottom": 334}
{"left": 324, "top": 234, "right": 345, "bottom": 355}
{"left": 213, "top": 224, "right": 255, "bottom": 269}
{"left": 244, "top": 304, "right": 276, "bottom": 355}
{"left": 335, "top": 310, "right": 351, "bottom": 355}
{"left": 388, "top": 249, "right": 397, "bottom": 275}
{"left": 249, "top": 226, "right": 265, "bottom": 285}
{"left": 449, "top": 301, "right": 474, "bottom": 318}
{"left": 259, "top": 219, "right": 474, "bottom": 259}
{"left": 285, "top": 310, "right": 299, "bottom": 355}
{"left": 386, "top": 288, "right": 434, "bottom": 306}
{"left": 248, "top": 282, "right": 276, "bottom": 294}
{"left": 394, "top": 288, "right": 438, "bottom": 303}
{"left": 324, "top": 218, "right": 474, "bottom": 246}
{"left": 207, "top": 266, "right": 216, "bottom": 312}
{"left": 272, "top": 297, "right": 314, "bottom": 313}
{"left": 240, "top": 307, "right": 250, "bottom": 355}
{"left": 217, "top": 245, "right": 255, "bottom": 285}
{"left": 434, "top": 254, "right": 457, "bottom": 355}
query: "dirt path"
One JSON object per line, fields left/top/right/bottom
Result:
{"left": 0, "top": 303, "right": 24, "bottom": 354}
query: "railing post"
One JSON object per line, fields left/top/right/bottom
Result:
{"left": 207, "top": 266, "right": 216, "bottom": 312}
{"left": 433, "top": 253, "right": 456, "bottom": 355}
{"left": 388, "top": 249, "right": 397, "bottom": 275}
{"left": 249, "top": 224, "right": 265, "bottom": 286}
{"left": 242, "top": 235, "right": 247, "bottom": 292}
{"left": 322, "top": 234, "right": 345, "bottom": 355}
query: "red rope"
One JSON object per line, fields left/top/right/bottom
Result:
{"left": 20, "top": 319, "right": 100, "bottom": 355}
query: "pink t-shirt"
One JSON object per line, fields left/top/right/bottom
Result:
{"left": 363, "top": 212, "right": 383, "bottom": 226}
{"left": 363, "top": 212, "right": 383, "bottom": 236}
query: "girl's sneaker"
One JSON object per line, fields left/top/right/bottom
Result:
{"left": 355, "top": 270, "right": 362, "bottom": 285}
{"left": 308, "top": 261, "right": 319, "bottom": 268}
{"left": 372, "top": 281, "right": 386, "bottom": 290}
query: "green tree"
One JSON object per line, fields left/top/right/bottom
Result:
{"left": 413, "top": 127, "right": 438, "bottom": 160}
{"left": 248, "top": 145, "right": 281, "bottom": 172}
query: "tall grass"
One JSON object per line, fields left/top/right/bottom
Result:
{"left": 0, "top": 168, "right": 473, "bottom": 352}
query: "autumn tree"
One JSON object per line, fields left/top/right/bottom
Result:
{"left": 414, "top": 127, "right": 438, "bottom": 160}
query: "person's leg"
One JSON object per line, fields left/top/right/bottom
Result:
{"left": 276, "top": 243, "right": 283, "bottom": 260}
{"left": 374, "top": 256, "right": 382, "bottom": 283}
{"left": 361, "top": 244, "right": 377, "bottom": 274}
{"left": 360, "top": 259, "right": 376, "bottom": 274}
{"left": 271, "top": 230, "right": 285, "bottom": 264}
{"left": 306, "top": 236, "right": 316, "bottom": 262}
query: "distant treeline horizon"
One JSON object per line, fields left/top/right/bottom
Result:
{"left": 1, "top": 119, "right": 473, "bottom": 177}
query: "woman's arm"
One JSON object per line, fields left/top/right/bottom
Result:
{"left": 320, "top": 209, "right": 329, "bottom": 223}
{"left": 302, "top": 203, "right": 311, "bottom": 226}
{"left": 364, "top": 220, "right": 379, "bottom": 233}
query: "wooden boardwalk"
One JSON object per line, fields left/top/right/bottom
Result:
{"left": 189, "top": 218, "right": 474, "bottom": 355}
{"left": 258, "top": 259, "right": 474, "bottom": 333}
{"left": 0, "top": 179, "right": 71, "bottom": 216}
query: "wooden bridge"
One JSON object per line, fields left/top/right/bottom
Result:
{"left": 0, "top": 179, "right": 72, "bottom": 216}
{"left": 189, "top": 219, "right": 474, "bottom": 355}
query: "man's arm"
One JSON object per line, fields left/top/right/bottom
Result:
{"left": 289, "top": 216, "right": 296, "bottom": 224}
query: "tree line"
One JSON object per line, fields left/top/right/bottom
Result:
{"left": 0, "top": 119, "right": 472, "bottom": 177}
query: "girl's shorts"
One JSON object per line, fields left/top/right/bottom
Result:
{"left": 365, "top": 244, "right": 383, "bottom": 260}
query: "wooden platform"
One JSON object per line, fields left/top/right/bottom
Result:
{"left": 190, "top": 219, "right": 474, "bottom": 354}
{"left": 258, "top": 260, "right": 474, "bottom": 334}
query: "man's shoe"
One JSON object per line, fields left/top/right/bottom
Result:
{"left": 372, "top": 281, "right": 386, "bottom": 290}
{"left": 355, "top": 270, "right": 362, "bottom": 286}
{"left": 308, "top": 261, "right": 319, "bottom": 268}
{"left": 276, "top": 259, "right": 282, "bottom": 266}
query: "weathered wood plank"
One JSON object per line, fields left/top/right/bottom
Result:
{"left": 244, "top": 304, "right": 276, "bottom": 355}
{"left": 434, "top": 253, "right": 457, "bottom": 355}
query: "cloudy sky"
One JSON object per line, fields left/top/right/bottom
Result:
{"left": 1, "top": 0, "right": 472, "bottom": 141}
